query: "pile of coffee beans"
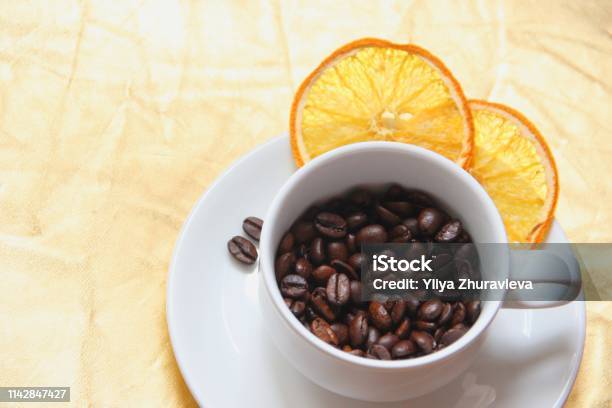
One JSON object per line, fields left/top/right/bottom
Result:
{"left": 274, "top": 184, "right": 481, "bottom": 360}
{"left": 227, "top": 216, "right": 263, "bottom": 264}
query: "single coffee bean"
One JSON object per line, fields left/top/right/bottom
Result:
{"left": 278, "top": 232, "right": 295, "bottom": 255}
{"left": 418, "top": 299, "right": 444, "bottom": 321}
{"left": 395, "top": 317, "right": 411, "bottom": 339}
{"left": 435, "top": 220, "right": 463, "bottom": 242}
{"left": 349, "top": 313, "right": 368, "bottom": 347}
{"left": 366, "top": 326, "right": 380, "bottom": 349}
{"left": 330, "top": 323, "right": 349, "bottom": 346}
{"left": 292, "top": 220, "right": 317, "bottom": 243}
{"left": 310, "top": 237, "right": 326, "bottom": 265}
{"left": 465, "top": 300, "right": 481, "bottom": 324}
{"left": 438, "top": 302, "right": 453, "bottom": 326}
{"left": 392, "top": 340, "right": 417, "bottom": 359}
{"left": 349, "top": 188, "right": 373, "bottom": 207}
{"left": 345, "top": 233, "right": 357, "bottom": 253}
{"left": 451, "top": 302, "right": 467, "bottom": 326}
{"left": 327, "top": 241, "right": 349, "bottom": 262}
{"left": 314, "top": 212, "right": 347, "bottom": 239}
{"left": 369, "top": 344, "right": 392, "bottom": 360}
{"left": 414, "top": 320, "right": 437, "bottom": 333}
{"left": 348, "top": 253, "right": 364, "bottom": 272}
{"left": 310, "top": 287, "right": 336, "bottom": 322}
{"left": 389, "top": 224, "right": 412, "bottom": 243}
{"left": 377, "top": 333, "right": 400, "bottom": 350}
{"left": 326, "top": 273, "right": 350, "bottom": 306}
{"left": 350, "top": 280, "right": 362, "bottom": 304}
{"left": 417, "top": 208, "right": 446, "bottom": 237}
{"left": 275, "top": 252, "right": 296, "bottom": 281}
{"left": 289, "top": 300, "right": 306, "bottom": 317}
{"left": 383, "top": 201, "right": 414, "bottom": 217}
{"left": 369, "top": 301, "right": 392, "bottom": 331}
{"left": 405, "top": 190, "right": 434, "bottom": 207}
{"left": 346, "top": 212, "right": 368, "bottom": 231}
{"left": 294, "top": 257, "right": 313, "bottom": 279}
{"left": 439, "top": 327, "right": 467, "bottom": 347}
{"left": 402, "top": 218, "right": 420, "bottom": 237}
{"left": 391, "top": 300, "right": 406, "bottom": 325}
{"left": 385, "top": 184, "right": 406, "bottom": 200}
{"left": 331, "top": 259, "right": 359, "bottom": 280}
{"left": 227, "top": 236, "right": 258, "bottom": 264}
{"left": 375, "top": 204, "right": 401, "bottom": 226}
{"left": 280, "top": 274, "right": 308, "bottom": 298}
{"left": 310, "top": 318, "right": 338, "bottom": 345}
{"left": 312, "top": 265, "right": 336, "bottom": 283}
{"left": 355, "top": 224, "right": 388, "bottom": 245}
{"left": 405, "top": 296, "right": 420, "bottom": 316}
{"left": 411, "top": 330, "right": 435, "bottom": 354}
{"left": 348, "top": 349, "right": 366, "bottom": 357}
{"left": 242, "top": 216, "right": 263, "bottom": 241}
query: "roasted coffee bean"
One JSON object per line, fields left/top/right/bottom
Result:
{"left": 326, "top": 273, "right": 350, "bottom": 306}
{"left": 348, "top": 253, "right": 364, "bottom": 272}
{"left": 369, "top": 301, "right": 392, "bottom": 331}
{"left": 294, "top": 258, "right": 313, "bottom": 279}
{"left": 402, "top": 218, "right": 420, "bottom": 237}
{"left": 435, "top": 220, "right": 462, "bottom": 242}
{"left": 451, "top": 302, "right": 466, "bottom": 326}
{"left": 312, "top": 265, "right": 336, "bottom": 283}
{"left": 411, "top": 330, "right": 435, "bottom": 354}
{"left": 310, "top": 318, "right": 338, "bottom": 345}
{"left": 349, "top": 188, "right": 373, "bottom": 208}
{"left": 389, "top": 224, "right": 412, "bottom": 243}
{"left": 418, "top": 299, "right": 443, "bottom": 321}
{"left": 369, "top": 344, "right": 392, "bottom": 360}
{"left": 392, "top": 340, "right": 417, "bottom": 359}
{"left": 227, "top": 236, "right": 258, "bottom": 264}
{"left": 314, "top": 212, "right": 347, "bottom": 239}
{"left": 465, "top": 300, "right": 481, "bottom": 324}
{"left": 377, "top": 333, "right": 400, "bottom": 350}
{"left": 375, "top": 204, "right": 402, "bottom": 226}
{"left": 439, "top": 327, "right": 467, "bottom": 347}
{"left": 330, "top": 323, "right": 349, "bottom": 346}
{"left": 417, "top": 208, "right": 446, "bottom": 237}
{"left": 348, "top": 349, "right": 366, "bottom": 357}
{"left": 350, "top": 280, "right": 363, "bottom": 304}
{"left": 391, "top": 300, "right": 406, "bottom": 325}
{"left": 405, "top": 190, "right": 434, "bottom": 207}
{"left": 331, "top": 259, "right": 359, "bottom": 280}
{"left": 310, "top": 237, "right": 326, "bottom": 265}
{"left": 385, "top": 184, "right": 406, "bottom": 200}
{"left": 310, "top": 287, "right": 336, "bottom": 322}
{"left": 345, "top": 233, "right": 357, "bottom": 253}
{"left": 349, "top": 313, "right": 368, "bottom": 347}
{"left": 395, "top": 318, "right": 411, "bottom": 339}
{"left": 355, "top": 224, "right": 388, "bottom": 245}
{"left": 327, "top": 241, "right": 349, "bottom": 262}
{"left": 292, "top": 221, "right": 317, "bottom": 243}
{"left": 383, "top": 201, "right": 414, "bottom": 217}
{"left": 414, "top": 320, "right": 437, "bottom": 333}
{"left": 278, "top": 232, "right": 294, "bottom": 254}
{"left": 346, "top": 212, "right": 368, "bottom": 231}
{"left": 280, "top": 274, "right": 308, "bottom": 298}
{"left": 275, "top": 252, "right": 295, "bottom": 281}
{"left": 366, "top": 326, "right": 380, "bottom": 349}
{"left": 438, "top": 302, "right": 453, "bottom": 326}
{"left": 405, "top": 296, "right": 420, "bottom": 316}
{"left": 242, "top": 216, "right": 263, "bottom": 241}
{"left": 288, "top": 300, "right": 306, "bottom": 317}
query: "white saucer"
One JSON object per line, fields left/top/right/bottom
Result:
{"left": 167, "top": 135, "right": 585, "bottom": 408}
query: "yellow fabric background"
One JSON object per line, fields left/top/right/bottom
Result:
{"left": 0, "top": 0, "right": 610, "bottom": 406}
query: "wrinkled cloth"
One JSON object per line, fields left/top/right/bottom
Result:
{"left": 0, "top": 0, "right": 610, "bottom": 406}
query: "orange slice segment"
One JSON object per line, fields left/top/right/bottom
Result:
{"left": 290, "top": 38, "right": 474, "bottom": 168}
{"left": 469, "top": 100, "right": 559, "bottom": 243}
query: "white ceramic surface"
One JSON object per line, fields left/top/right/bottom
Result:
{"left": 167, "top": 135, "right": 585, "bottom": 407}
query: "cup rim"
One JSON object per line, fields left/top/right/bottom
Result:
{"left": 260, "top": 141, "right": 506, "bottom": 369}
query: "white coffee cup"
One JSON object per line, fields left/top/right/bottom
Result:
{"left": 258, "top": 142, "right": 577, "bottom": 401}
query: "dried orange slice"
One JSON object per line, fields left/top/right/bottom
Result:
{"left": 469, "top": 100, "right": 559, "bottom": 243}
{"left": 290, "top": 38, "right": 474, "bottom": 168}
